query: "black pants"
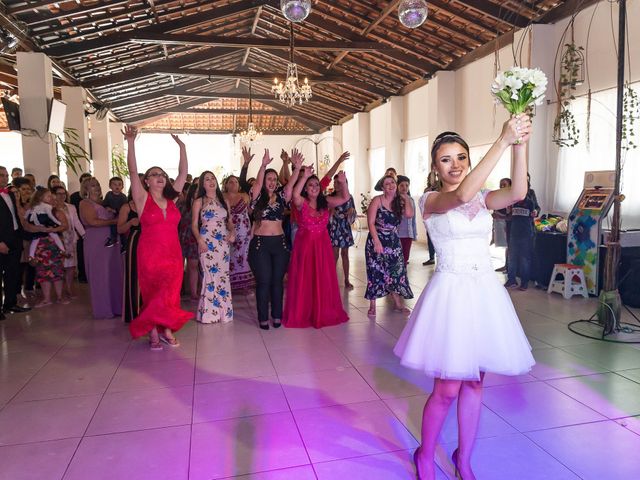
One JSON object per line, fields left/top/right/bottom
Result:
{"left": 507, "top": 234, "right": 534, "bottom": 287}
{"left": 248, "top": 235, "right": 290, "bottom": 323}
{"left": 1, "top": 249, "right": 21, "bottom": 310}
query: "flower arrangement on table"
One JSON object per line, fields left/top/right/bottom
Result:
{"left": 491, "top": 67, "right": 548, "bottom": 116}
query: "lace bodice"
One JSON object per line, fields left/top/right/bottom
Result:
{"left": 425, "top": 191, "right": 493, "bottom": 274}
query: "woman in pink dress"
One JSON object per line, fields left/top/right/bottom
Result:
{"left": 283, "top": 165, "right": 350, "bottom": 329}
{"left": 124, "top": 125, "right": 193, "bottom": 350}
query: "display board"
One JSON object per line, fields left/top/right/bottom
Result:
{"left": 567, "top": 171, "right": 615, "bottom": 295}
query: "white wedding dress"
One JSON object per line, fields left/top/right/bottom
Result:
{"left": 394, "top": 191, "right": 535, "bottom": 380}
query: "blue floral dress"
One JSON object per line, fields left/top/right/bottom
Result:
{"left": 197, "top": 199, "right": 233, "bottom": 323}
{"left": 329, "top": 195, "right": 356, "bottom": 248}
{"left": 365, "top": 205, "right": 413, "bottom": 300}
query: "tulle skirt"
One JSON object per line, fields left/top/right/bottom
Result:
{"left": 394, "top": 270, "right": 535, "bottom": 380}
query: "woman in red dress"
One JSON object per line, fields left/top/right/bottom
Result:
{"left": 124, "top": 125, "right": 193, "bottom": 350}
{"left": 283, "top": 165, "right": 350, "bottom": 328}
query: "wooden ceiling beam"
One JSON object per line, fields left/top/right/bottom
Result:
{"left": 455, "top": 0, "right": 531, "bottom": 28}
{"left": 122, "top": 103, "right": 325, "bottom": 132}
{"left": 536, "top": 0, "right": 602, "bottom": 24}
{"left": 8, "top": 0, "right": 61, "bottom": 15}
{"left": 17, "top": 0, "right": 132, "bottom": 25}
{"left": 299, "top": 11, "right": 440, "bottom": 74}
{"left": 130, "top": 33, "right": 393, "bottom": 52}
{"left": 155, "top": 68, "right": 358, "bottom": 84}
{"left": 42, "top": 0, "right": 271, "bottom": 58}
{"left": 256, "top": 49, "right": 396, "bottom": 99}
{"left": 81, "top": 47, "right": 238, "bottom": 89}
{"left": 409, "top": 0, "right": 498, "bottom": 34}
{"left": 328, "top": 0, "right": 401, "bottom": 69}
{"left": 170, "top": 108, "right": 294, "bottom": 115}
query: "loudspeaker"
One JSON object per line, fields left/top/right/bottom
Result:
{"left": 620, "top": 258, "right": 640, "bottom": 308}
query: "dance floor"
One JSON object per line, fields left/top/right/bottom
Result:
{"left": 1, "top": 243, "right": 640, "bottom": 480}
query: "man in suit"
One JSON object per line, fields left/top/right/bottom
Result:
{"left": 0, "top": 166, "right": 31, "bottom": 319}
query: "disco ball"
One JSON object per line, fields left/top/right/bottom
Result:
{"left": 280, "top": 0, "right": 312, "bottom": 23}
{"left": 398, "top": 0, "right": 428, "bottom": 29}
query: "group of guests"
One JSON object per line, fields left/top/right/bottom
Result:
{"left": 1, "top": 115, "right": 539, "bottom": 480}
{"left": 0, "top": 169, "right": 88, "bottom": 317}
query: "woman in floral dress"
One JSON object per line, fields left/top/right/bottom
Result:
{"left": 192, "top": 171, "right": 235, "bottom": 323}
{"left": 328, "top": 174, "right": 356, "bottom": 289}
{"left": 365, "top": 175, "right": 414, "bottom": 316}
{"left": 223, "top": 175, "right": 255, "bottom": 291}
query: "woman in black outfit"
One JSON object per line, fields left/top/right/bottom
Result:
{"left": 248, "top": 148, "right": 302, "bottom": 330}
{"left": 117, "top": 195, "right": 141, "bottom": 323}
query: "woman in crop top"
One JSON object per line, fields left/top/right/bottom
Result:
{"left": 248, "top": 148, "right": 302, "bottom": 329}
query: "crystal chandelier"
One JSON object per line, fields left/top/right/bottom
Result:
{"left": 239, "top": 79, "right": 262, "bottom": 144}
{"left": 272, "top": 23, "right": 312, "bottom": 106}
{"left": 398, "top": 0, "right": 428, "bottom": 29}
{"left": 280, "top": 0, "right": 311, "bottom": 23}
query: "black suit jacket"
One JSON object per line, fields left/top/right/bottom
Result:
{"left": 0, "top": 191, "right": 24, "bottom": 253}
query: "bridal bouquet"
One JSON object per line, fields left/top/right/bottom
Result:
{"left": 491, "top": 67, "right": 548, "bottom": 115}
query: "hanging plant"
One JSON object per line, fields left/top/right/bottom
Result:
{"left": 111, "top": 145, "right": 129, "bottom": 178}
{"left": 553, "top": 109, "right": 580, "bottom": 147}
{"left": 553, "top": 43, "right": 584, "bottom": 148}
{"left": 622, "top": 83, "right": 639, "bottom": 151}
{"left": 55, "top": 127, "right": 90, "bottom": 175}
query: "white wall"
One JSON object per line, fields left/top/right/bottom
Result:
{"left": 330, "top": 0, "right": 639, "bottom": 241}
{"left": 0, "top": 132, "right": 24, "bottom": 174}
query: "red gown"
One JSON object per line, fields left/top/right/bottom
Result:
{"left": 129, "top": 195, "right": 193, "bottom": 338}
{"left": 283, "top": 201, "right": 349, "bottom": 328}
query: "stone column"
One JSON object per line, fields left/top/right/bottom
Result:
{"left": 385, "top": 96, "right": 404, "bottom": 171}
{"left": 90, "top": 114, "right": 111, "bottom": 190}
{"left": 17, "top": 52, "right": 57, "bottom": 187}
{"left": 427, "top": 71, "right": 457, "bottom": 146}
{"left": 61, "top": 86, "right": 90, "bottom": 192}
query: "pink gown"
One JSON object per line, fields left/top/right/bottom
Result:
{"left": 129, "top": 195, "right": 193, "bottom": 338}
{"left": 283, "top": 201, "right": 348, "bottom": 328}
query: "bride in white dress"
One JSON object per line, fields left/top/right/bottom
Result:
{"left": 394, "top": 115, "right": 536, "bottom": 480}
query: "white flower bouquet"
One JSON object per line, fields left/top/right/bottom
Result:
{"left": 491, "top": 67, "right": 548, "bottom": 115}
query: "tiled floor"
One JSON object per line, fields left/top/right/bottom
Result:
{"left": 1, "top": 243, "right": 640, "bottom": 479}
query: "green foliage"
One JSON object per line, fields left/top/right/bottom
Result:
{"left": 622, "top": 84, "right": 639, "bottom": 151}
{"left": 111, "top": 145, "right": 129, "bottom": 179}
{"left": 553, "top": 43, "right": 584, "bottom": 148}
{"left": 55, "top": 128, "right": 90, "bottom": 176}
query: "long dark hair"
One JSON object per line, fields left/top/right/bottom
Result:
{"left": 196, "top": 171, "right": 228, "bottom": 217}
{"left": 300, "top": 175, "right": 328, "bottom": 211}
{"left": 252, "top": 168, "right": 279, "bottom": 226}
{"left": 430, "top": 131, "right": 471, "bottom": 169}
{"left": 47, "top": 174, "right": 60, "bottom": 190}
{"left": 143, "top": 166, "right": 179, "bottom": 200}
{"left": 380, "top": 175, "right": 404, "bottom": 219}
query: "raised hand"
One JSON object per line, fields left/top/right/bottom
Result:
{"left": 122, "top": 125, "right": 138, "bottom": 142}
{"left": 261, "top": 149, "right": 273, "bottom": 167}
{"left": 242, "top": 146, "right": 254, "bottom": 166}
{"left": 337, "top": 151, "right": 350, "bottom": 163}
{"left": 303, "top": 165, "right": 315, "bottom": 179}
{"left": 290, "top": 148, "right": 304, "bottom": 169}
{"left": 280, "top": 149, "right": 290, "bottom": 164}
{"left": 502, "top": 114, "right": 532, "bottom": 145}
{"left": 170, "top": 134, "right": 185, "bottom": 148}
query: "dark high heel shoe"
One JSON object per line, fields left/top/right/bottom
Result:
{"left": 413, "top": 448, "right": 423, "bottom": 480}
{"left": 452, "top": 448, "right": 462, "bottom": 479}
{"left": 272, "top": 318, "right": 281, "bottom": 328}
{"left": 259, "top": 320, "right": 269, "bottom": 330}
